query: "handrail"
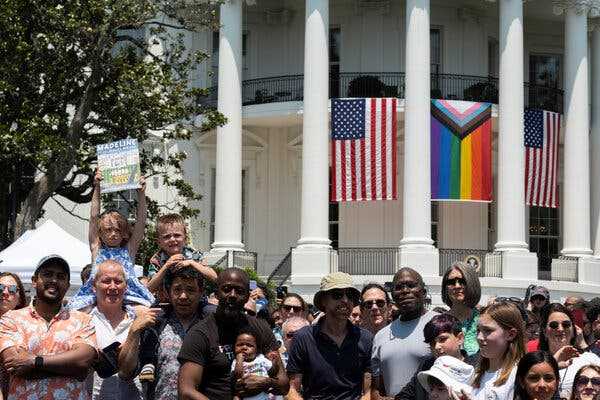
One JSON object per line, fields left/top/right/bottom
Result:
{"left": 210, "top": 253, "right": 228, "bottom": 270}
{"left": 198, "top": 72, "right": 564, "bottom": 113}
{"left": 267, "top": 249, "right": 292, "bottom": 287}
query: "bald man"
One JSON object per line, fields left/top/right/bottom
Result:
{"left": 177, "top": 268, "right": 289, "bottom": 400}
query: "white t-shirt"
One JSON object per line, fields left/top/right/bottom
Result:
{"left": 472, "top": 366, "right": 517, "bottom": 400}
{"left": 557, "top": 352, "right": 600, "bottom": 399}
{"left": 231, "top": 354, "right": 273, "bottom": 400}
{"left": 87, "top": 307, "right": 144, "bottom": 400}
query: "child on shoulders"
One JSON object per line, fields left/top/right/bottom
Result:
{"left": 69, "top": 169, "right": 155, "bottom": 310}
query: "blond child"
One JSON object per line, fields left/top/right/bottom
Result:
{"left": 69, "top": 169, "right": 155, "bottom": 310}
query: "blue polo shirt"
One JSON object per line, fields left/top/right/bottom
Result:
{"left": 286, "top": 318, "right": 373, "bottom": 400}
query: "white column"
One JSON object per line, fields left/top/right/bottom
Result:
{"left": 592, "top": 20, "right": 600, "bottom": 256}
{"left": 399, "top": 0, "right": 438, "bottom": 276}
{"left": 212, "top": 0, "right": 244, "bottom": 252}
{"left": 291, "top": 0, "right": 331, "bottom": 285}
{"left": 560, "top": 2, "right": 593, "bottom": 257}
{"left": 495, "top": 0, "right": 528, "bottom": 252}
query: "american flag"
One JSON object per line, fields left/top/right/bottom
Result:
{"left": 331, "top": 98, "right": 397, "bottom": 202}
{"left": 524, "top": 109, "right": 560, "bottom": 208}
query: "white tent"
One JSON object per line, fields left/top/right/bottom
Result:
{"left": 0, "top": 219, "right": 91, "bottom": 286}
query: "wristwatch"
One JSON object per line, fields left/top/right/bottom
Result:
{"left": 34, "top": 356, "right": 44, "bottom": 370}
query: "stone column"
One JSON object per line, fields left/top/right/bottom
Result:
{"left": 592, "top": 19, "right": 600, "bottom": 256}
{"left": 494, "top": 0, "right": 538, "bottom": 279}
{"left": 212, "top": 0, "right": 244, "bottom": 252}
{"left": 399, "top": 0, "right": 439, "bottom": 277}
{"left": 291, "top": 0, "right": 331, "bottom": 285}
{"left": 556, "top": 1, "right": 593, "bottom": 257}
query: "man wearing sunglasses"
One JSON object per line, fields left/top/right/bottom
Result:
{"left": 0, "top": 255, "right": 97, "bottom": 400}
{"left": 371, "top": 268, "right": 439, "bottom": 399}
{"left": 286, "top": 272, "right": 373, "bottom": 400}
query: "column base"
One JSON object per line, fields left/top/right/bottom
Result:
{"left": 211, "top": 241, "right": 245, "bottom": 252}
{"left": 494, "top": 241, "right": 529, "bottom": 252}
{"left": 501, "top": 251, "right": 538, "bottom": 281}
{"left": 561, "top": 247, "right": 594, "bottom": 257}
{"left": 579, "top": 257, "right": 600, "bottom": 285}
{"left": 291, "top": 246, "right": 332, "bottom": 286}
{"left": 398, "top": 245, "right": 439, "bottom": 277}
{"left": 297, "top": 237, "right": 332, "bottom": 248}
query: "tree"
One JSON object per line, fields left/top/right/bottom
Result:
{"left": 0, "top": 0, "right": 225, "bottom": 250}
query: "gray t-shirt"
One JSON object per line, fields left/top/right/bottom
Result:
{"left": 371, "top": 310, "right": 438, "bottom": 396}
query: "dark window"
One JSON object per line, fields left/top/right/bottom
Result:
{"left": 431, "top": 202, "right": 439, "bottom": 247}
{"left": 528, "top": 54, "right": 561, "bottom": 111}
{"left": 329, "top": 167, "right": 339, "bottom": 249}
{"left": 329, "top": 27, "right": 341, "bottom": 98}
{"left": 529, "top": 202, "right": 560, "bottom": 275}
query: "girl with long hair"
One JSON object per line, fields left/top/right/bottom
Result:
{"left": 538, "top": 304, "right": 600, "bottom": 399}
{"left": 513, "top": 351, "right": 560, "bottom": 400}
{"left": 569, "top": 365, "right": 600, "bottom": 400}
{"left": 472, "top": 301, "right": 526, "bottom": 400}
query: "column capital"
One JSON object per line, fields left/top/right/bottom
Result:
{"left": 553, "top": 0, "right": 600, "bottom": 16}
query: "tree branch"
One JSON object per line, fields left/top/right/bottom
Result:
{"left": 50, "top": 197, "right": 89, "bottom": 222}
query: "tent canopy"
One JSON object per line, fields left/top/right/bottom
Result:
{"left": 0, "top": 219, "right": 91, "bottom": 285}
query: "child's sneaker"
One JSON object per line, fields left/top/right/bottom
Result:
{"left": 138, "top": 363, "right": 155, "bottom": 382}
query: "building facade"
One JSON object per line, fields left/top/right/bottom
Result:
{"left": 44, "top": 0, "right": 600, "bottom": 303}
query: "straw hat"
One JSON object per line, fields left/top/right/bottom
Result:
{"left": 313, "top": 272, "right": 360, "bottom": 311}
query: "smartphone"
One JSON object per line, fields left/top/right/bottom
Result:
{"left": 276, "top": 286, "right": 288, "bottom": 299}
{"left": 572, "top": 308, "right": 586, "bottom": 330}
{"left": 384, "top": 281, "right": 394, "bottom": 293}
{"left": 249, "top": 280, "right": 257, "bottom": 291}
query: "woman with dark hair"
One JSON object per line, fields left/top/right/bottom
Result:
{"left": 538, "top": 303, "right": 600, "bottom": 399}
{"left": 280, "top": 293, "right": 307, "bottom": 322}
{"left": 0, "top": 272, "right": 27, "bottom": 315}
{"left": 513, "top": 351, "right": 560, "bottom": 400}
{"left": 360, "top": 283, "right": 391, "bottom": 334}
{"left": 441, "top": 261, "right": 482, "bottom": 356}
{"left": 569, "top": 365, "right": 600, "bottom": 400}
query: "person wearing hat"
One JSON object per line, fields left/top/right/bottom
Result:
{"left": 286, "top": 272, "right": 373, "bottom": 400}
{"left": 0, "top": 255, "right": 97, "bottom": 400}
{"left": 529, "top": 286, "right": 550, "bottom": 318}
{"left": 417, "top": 356, "right": 474, "bottom": 400}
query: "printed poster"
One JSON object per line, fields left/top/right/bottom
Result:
{"left": 97, "top": 139, "right": 141, "bottom": 193}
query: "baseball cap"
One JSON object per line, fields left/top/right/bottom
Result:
{"left": 418, "top": 356, "right": 474, "bottom": 395}
{"left": 531, "top": 285, "right": 550, "bottom": 301}
{"left": 34, "top": 255, "right": 70, "bottom": 276}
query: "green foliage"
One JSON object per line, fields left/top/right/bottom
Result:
{"left": 0, "top": 0, "right": 225, "bottom": 246}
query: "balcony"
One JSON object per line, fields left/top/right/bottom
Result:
{"left": 198, "top": 72, "right": 564, "bottom": 114}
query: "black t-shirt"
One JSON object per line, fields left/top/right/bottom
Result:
{"left": 177, "top": 312, "right": 277, "bottom": 400}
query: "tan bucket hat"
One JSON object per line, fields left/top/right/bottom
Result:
{"left": 313, "top": 272, "right": 360, "bottom": 311}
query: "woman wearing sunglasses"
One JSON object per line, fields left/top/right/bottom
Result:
{"left": 569, "top": 365, "right": 600, "bottom": 400}
{"left": 538, "top": 303, "right": 600, "bottom": 399}
{"left": 279, "top": 293, "right": 307, "bottom": 322}
{"left": 0, "top": 272, "right": 27, "bottom": 317}
{"left": 360, "top": 283, "right": 390, "bottom": 334}
{"left": 441, "top": 262, "right": 481, "bottom": 356}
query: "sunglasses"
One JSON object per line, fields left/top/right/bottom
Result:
{"left": 576, "top": 376, "right": 600, "bottom": 387}
{"left": 0, "top": 284, "right": 17, "bottom": 294}
{"left": 282, "top": 304, "right": 304, "bottom": 313}
{"left": 548, "top": 320, "right": 572, "bottom": 330}
{"left": 329, "top": 288, "right": 356, "bottom": 301}
{"left": 446, "top": 278, "right": 466, "bottom": 287}
{"left": 362, "top": 300, "right": 386, "bottom": 309}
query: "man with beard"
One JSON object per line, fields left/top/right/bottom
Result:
{"left": 118, "top": 265, "right": 214, "bottom": 399}
{"left": 286, "top": 272, "right": 373, "bottom": 400}
{"left": 0, "top": 255, "right": 97, "bottom": 400}
{"left": 370, "top": 267, "right": 438, "bottom": 399}
{"left": 177, "top": 268, "right": 288, "bottom": 400}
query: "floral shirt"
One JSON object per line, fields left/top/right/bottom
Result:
{"left": 0, "top": 304, "right": 97, "bottom": 400}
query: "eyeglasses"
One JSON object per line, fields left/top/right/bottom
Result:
{"left": 446, "top": 278, "right": 466, "bottom": 287}
{"left": 245, "top": 309, "right": 256, "bottom": 316}
{"left": 329, "top": 288, "right": 355, "bottom": 301}
{"left": 576, "top": 376, "right": 600, "bottom": 387}
{"left": 362, "top": 300, "right": 386, "bottom": 309}
{"left": 548, "top": 320, "right": 572, "bottom": 330}
{"left": 282, "top": 304, "right": 304, "bottom": 313}
{"left": 496, "top": 297, "right": 522, "bottom": 303}
{"left": 0, "top": 284, "right": 17, "bottom": 294}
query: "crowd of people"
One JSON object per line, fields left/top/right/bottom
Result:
{"left": 1, "top": 173, "right": 600, "bottom": 400}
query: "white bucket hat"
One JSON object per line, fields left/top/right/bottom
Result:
{"left": 417, "top": 356, "right": 474, "bottom": 395}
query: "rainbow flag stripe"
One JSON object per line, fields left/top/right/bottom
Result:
{"left": 431, "top": 100, "right": 492, "bottom": 201}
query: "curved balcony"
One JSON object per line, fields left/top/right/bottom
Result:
{"left": 199, "top": 72, "right": 563, "bottom": 114}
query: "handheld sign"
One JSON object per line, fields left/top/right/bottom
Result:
{"left": 97, "top": 139, "right": 141, "bottom": 193}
